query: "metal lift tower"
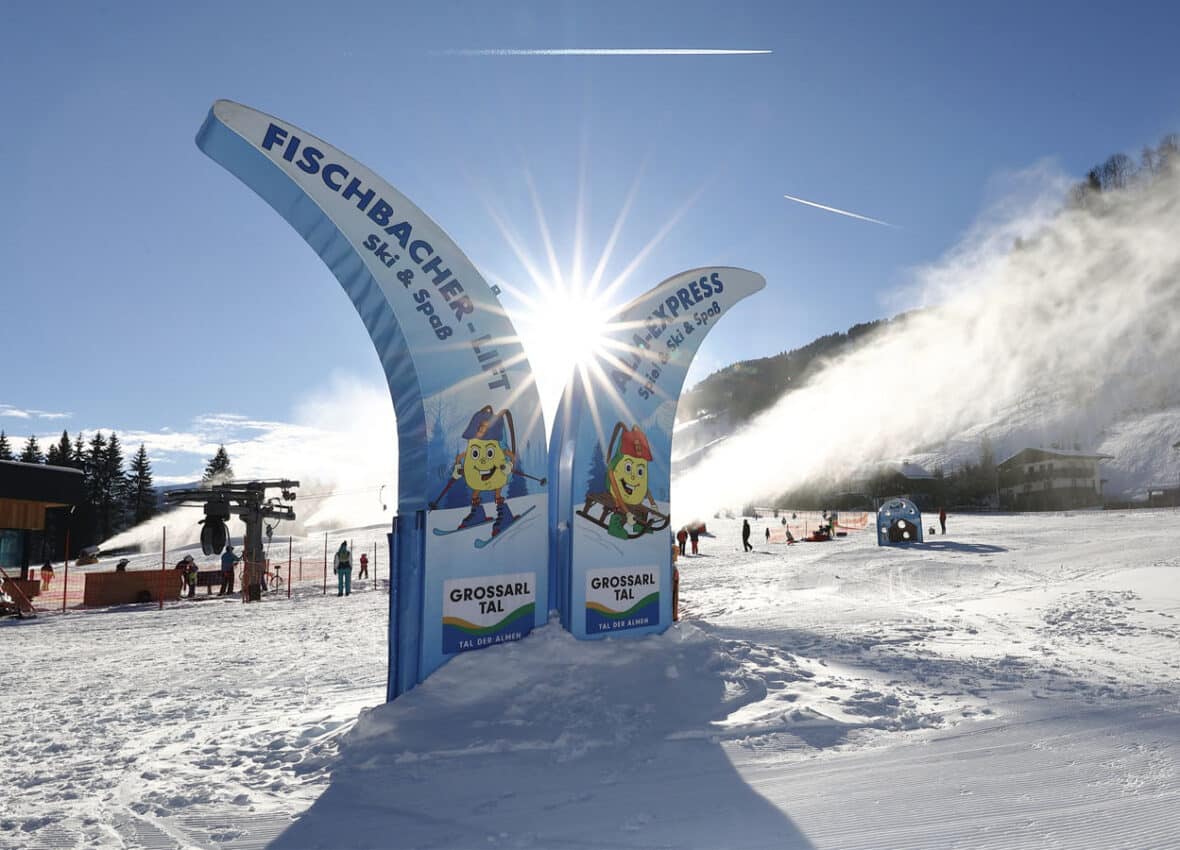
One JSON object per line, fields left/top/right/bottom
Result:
{"left": 164, "top": 480, "right": 298, "bottom": 599}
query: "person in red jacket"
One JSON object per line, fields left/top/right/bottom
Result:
{"left": 938, "top": 507, "right": 947, "bottom": 535}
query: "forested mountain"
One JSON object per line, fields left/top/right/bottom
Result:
{"left": 679, "top": 317, "right": 905, "bottom": 424}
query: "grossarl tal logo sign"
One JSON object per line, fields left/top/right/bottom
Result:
{"left": 443, "top": 573, "right": 536, "bottom": 654}
{"left": 585, "top": 566, "right": 660, "bottom": 634}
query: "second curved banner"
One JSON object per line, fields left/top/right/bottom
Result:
{"left": 549, "top": 267, "right": 766, "bottom": 638}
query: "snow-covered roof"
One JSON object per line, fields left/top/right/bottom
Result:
{"left": 878, "top": 460, "right": 935, "bottom": 480}
{"left": 998, "top": 447, "right": 1114, "bottom": 467}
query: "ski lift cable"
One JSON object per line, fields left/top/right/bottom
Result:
{"left": 296, "top": 483, "right": 391, "bottom": 501}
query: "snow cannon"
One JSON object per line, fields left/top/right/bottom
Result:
{"left": 877, "top": 498, "right": 924, "bottom": 546}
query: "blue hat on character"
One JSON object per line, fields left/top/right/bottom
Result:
{"left": 462, "top": 406, "right": 506, "bottom": 444}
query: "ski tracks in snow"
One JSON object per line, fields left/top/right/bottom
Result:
{"left": 0, "top": 577, "right": 388, "bottom": 850}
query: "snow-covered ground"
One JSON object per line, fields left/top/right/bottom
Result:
{"left": 3, "top": 510, "right": 1179, "bottom": 849}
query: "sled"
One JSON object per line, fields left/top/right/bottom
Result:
{"left": 576, "top": 492, "right": 670, "bottom": 539}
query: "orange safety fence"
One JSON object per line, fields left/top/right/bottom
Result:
{"left": 19, "top": 540, "right": 385, "bottom": 615}
{"left": 754, "top": 510, "right": 870, "bottom": 543}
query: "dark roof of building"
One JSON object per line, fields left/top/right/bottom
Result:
{"left": 0, "top": 459, "right": 85, "bottom": 505}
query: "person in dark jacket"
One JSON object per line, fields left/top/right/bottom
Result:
{"left": 219, "top": 546, "right": 240, "bottom": 596}
{"left": 688, "top": 525, "right": 700, "bottom": 555}
{"left": 676, "top": 527, "right": 688, "bottom": 557}
{"left": 938, "top": 507, "right": 947, "bottom": 535}
{"left": 334, "top": 542, "right": 352, "bottom": 597}
{"left": 741, "top": 519, "right": 752, "bottom": 552}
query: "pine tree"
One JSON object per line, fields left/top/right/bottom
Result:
{"left": 101, "top": 433, "right": 128, "bottom": 537}
{"left": 46, "top": 430, "right": 71, "bottom": 466}
{"left": 70, "top": 432, "right": 87, "bottom": 469}
{"left": 585, "top": 441, "right": 608, "bottom": 499}
{"left": 126, "top": 443, "right": 157, "bottom": 525}
{"left": 85, "top": 432, "right": 108, "bottom": 537}
{"left": 0, "top": 431, "right": 12, "bottom": 461}
{"left": 57, "top": 430, "right": 72, "bottom": 464}
{"left": 202, "top": 444, "right": 234, "bottom": 483}
{"left": 19, "top": 435, "right": 45, "bottom": 464}
{"left": 65, "top": 431, "right": 98, "bottom": 548}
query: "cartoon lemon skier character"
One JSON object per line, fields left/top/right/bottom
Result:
{"left": 606, "top": 424, "right": 660, "bottom": 539}
{"left": 435, "top": 405, "right": 524, "bottom": 536}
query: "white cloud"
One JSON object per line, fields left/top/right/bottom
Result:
{"left": 0, "top": 404, "right": 74, "bottom": 420}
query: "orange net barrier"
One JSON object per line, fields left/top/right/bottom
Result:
{"left": 753, "top": 510, "right": 869, "bottom": 539}
{"left": 23, "top": 540, "right": 385, "bottom": 614}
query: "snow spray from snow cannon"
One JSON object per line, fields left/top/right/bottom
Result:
{"left": 549, "top": 268, "right": 765, "bottom": 638}
{"left": 196, "top": 101, "right": 549, "bottom": 700}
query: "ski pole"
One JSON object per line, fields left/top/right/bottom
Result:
{"left": 429, "top": 478, "right": 457, "bottom": 511}
{"left": 429, "top": 453, "right": 465, "bottom": 509}
{"left": 515, "top": 471, "right": 548, "bottom": 485}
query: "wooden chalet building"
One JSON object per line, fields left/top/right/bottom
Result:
{"left": 997, "top": 448, "right": 1111, "bottom": 511}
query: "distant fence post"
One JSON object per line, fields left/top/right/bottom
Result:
{"left": 159, "top": 527, "right": 166, "bottom": 610}
{"left": 62, "top": 529, "right": 70, "bottom": 613}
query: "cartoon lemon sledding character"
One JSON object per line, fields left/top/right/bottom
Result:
{"left": 429, "top": 405, "right": 545, "bottom": 539}
{"left": 576, "top": 423, "right": 670, "bottom": 540}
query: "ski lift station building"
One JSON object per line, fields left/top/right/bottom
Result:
{"left": 0, "top": 459, "right": 84, "bottom": 580}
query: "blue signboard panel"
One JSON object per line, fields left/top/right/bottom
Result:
{"left": 196, "top": 101, "right": 549, "bottom": 699}
{"left": 549, "top": 268, "right": 765, "bottom": 638}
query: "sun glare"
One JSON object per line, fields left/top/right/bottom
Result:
{"left": 516, "top": 282, "right": 615, "bottom": 425}
{"left": 475, "top": 152, "right": 708, "bottom": 430}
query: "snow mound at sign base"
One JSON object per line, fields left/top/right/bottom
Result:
{"left": 275, "top": 620, "right": 930, "bottom": 849}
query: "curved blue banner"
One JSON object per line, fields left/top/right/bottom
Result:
{"left": 196, "top": 101, "right": 548, "bottom": 697}
{"left": 549, "top": 267, "right": 765, "bottom": 638}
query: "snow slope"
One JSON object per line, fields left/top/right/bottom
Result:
{"left": 3, "top": 511, "right": 1179, "bottom": 849}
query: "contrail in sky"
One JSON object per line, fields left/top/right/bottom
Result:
{"left": 442, "top": 48, "right": 772, "bottom": 56}
{"left": 782, "top": 193, "right": 895, "bottom": 227}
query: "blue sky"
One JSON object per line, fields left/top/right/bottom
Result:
{"left": 2, "top": 0, "right": 1179, "bottom": 483}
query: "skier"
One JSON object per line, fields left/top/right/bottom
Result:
{"left": 433, "top": 406, "right": 540, "bottom": 539}
{"left": 742, "top": 519, "right": 752, "bottom": 552}
{"left": 689, "top": 525, "right": 700, "bottom": 555}
{"left": 939, "top": 507, "right": 947, "bottom": 535}
{"left": 40, "top": 560, "right": 54, "bottom": 590}
{"left": 219, "top": 546, "right": 239, "bottom": 596}
{"left": 334, "top": 542, "right": 352, "bottom": 597}
{"left": 676, "top": 527, "right": 688, "bottom": 557}
{"left": 358, "top": 552, "right": 369, "bottom": 579}
{"left": 765, "top": 527, "right": 770, "bottom": 543}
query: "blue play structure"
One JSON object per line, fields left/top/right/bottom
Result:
{"left": 876, "top": 498, "right": 924, "bottom": 546}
